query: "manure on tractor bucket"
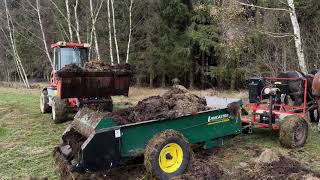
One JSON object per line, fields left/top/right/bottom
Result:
{"left": 53, "top": 86, "right": 244, "bottom": 180}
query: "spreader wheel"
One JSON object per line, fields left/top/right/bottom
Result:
{"left": 144, "top": 130, "right": 191, "bottom": 180}
{"left": 40, "top": 89, "right": 51, "bottom": 113}
{"left": 52, "top": 97, "right": 68, "bottom": 124}
{"left": 279, "top": 115, "right": 308, "bottom": 148}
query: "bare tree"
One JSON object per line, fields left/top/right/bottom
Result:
{"left": 27, "top": 0, "right": 54, "bottom": 69}
{"left": 4, "top": 0, "right": 30, "bottom": 88}
{"left": 65, "top": 0, "right": 73, "bottom": 42}
{"left": 107, "top": 0, "right": 114, "bottom": 65}
{"left": 89, "top": 0, "right": 104, "bottom": 61}
{"left": 126, "top": 0, "right": 133, "bottom": 64}
{"left": 238, "top": 1, "right": 308, "bottom": 74}
{"left": 287, "top": 0, "right": 307, "bottom": 74}
{"left": 74, "top": 0, "right": 81, "bottom": 43}
{"left": 111, "top": 0, "right": 120, "bottom": 64}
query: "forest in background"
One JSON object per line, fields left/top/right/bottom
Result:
{"left": 0, "top": 0, "right": 320, "bottom": 89}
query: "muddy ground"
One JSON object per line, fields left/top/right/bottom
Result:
{"left": 54, "top": 140, "right": 320, "bottom": 180}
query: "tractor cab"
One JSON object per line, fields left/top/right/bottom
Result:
{"left": 51, "top": 42, "right": 90, "bottom": 70}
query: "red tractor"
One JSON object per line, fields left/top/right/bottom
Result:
{"left": 39, "top": 42, "right": 130, "bottom": 123}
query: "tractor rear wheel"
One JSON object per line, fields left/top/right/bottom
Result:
{"left": 279, "top": 115, "right": 308, "bottom": 148}
{"left": 144, "top": 130, "right": 191, "bottom": 180}
{"left": 40, "top": 89, "right": 51, "bottom": 113}
{"left": 52, "top": 97, "right": 68, "bottom": 124}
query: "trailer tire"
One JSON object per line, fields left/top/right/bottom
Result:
{"left": 279, "top": 115, "right": 308, "bottom": 148}
{"left": 40, "top": 89, "right": 51, "bottom": 113}
{"left": 144, "top": 130, "right": 191, "bottom": 180}
{"left": 52, "top": 97, "right": 68, "bottom": 124}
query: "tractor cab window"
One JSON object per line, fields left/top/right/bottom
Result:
{"left": 54, "top": 47, "right": 88, "bottom": 70}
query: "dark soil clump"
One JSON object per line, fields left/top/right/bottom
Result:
{"left": 231, "top": 152, "right": 320, "bottom": 180}
{"left": 108, "top": 87, "right": 209, "bottom": 125}
{"left": 84, "top": 61, "right": 112, "bottom": 71}
{"left": 58, "top": 61, "right": 133, "bottom": 74}
{"left": 59, "top": 63, "right": 84, "bottom": 72}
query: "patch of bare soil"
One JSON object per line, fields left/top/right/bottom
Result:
{"left": 172, "top": 156, "right": 225, "bottom": 180}
{"left": 230, "top": 149, "right": 320, "bottom": 180}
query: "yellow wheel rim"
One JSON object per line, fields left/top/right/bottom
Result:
{"left": 158, "top": 143, "right": 183, "bottom": 173}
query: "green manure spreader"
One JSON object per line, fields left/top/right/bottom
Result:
{"left": 54, "top": 97, "right": 244, "bottom": 180}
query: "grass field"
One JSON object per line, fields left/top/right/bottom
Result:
{"left": 0, "top": 86, "right": 319, "bottom": 179}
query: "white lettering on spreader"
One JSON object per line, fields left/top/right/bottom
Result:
{"left": 208, "top": 114, "right": 229, "bottom": 123}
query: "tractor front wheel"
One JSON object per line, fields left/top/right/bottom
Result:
{"left": 279, "top": 115, "right": 308, "bottom": 148}
{"left": 40, "top": 89, "right": 51, "bottom": 113}
{"left": 52, "top": 97, "right": 68, "bottom": 124}
{"left": 144, "top": 130, "right": 191, "bottom": 180}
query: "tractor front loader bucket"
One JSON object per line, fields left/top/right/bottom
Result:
{"left": 56, "top": 71, "right": 130, "bottom": 99}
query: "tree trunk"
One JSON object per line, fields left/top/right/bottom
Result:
{"left": 161, "top": 73, "right": 166, "bottom": 87}
{"left": 189, "top": 69, "right": 194, "bottom": 89}
{"left": 74, "top": 0, "right": 81, "bottom": 43}
{"left": 111, "top": 0, "right": 120, "bottom": 64}
{"left": 89, "top": 0, "right": 101, "bottom": 61}
{"left": 126, "top": 0, "right": 133, "bottom": 64}
{"left": 107, "top": 0, "right": 114, "bottom": 65}
{"left": 136, "top": 75, "right": 141, "bottom": 86}
{"left": 201, "top": 51, "right": 205, "bottom": 89}
{"left": 287, "top": 0, "right": 308, "bottom": 74}
{"left": 149, "top": 69, "right": 154, "bottom": 88}
{"left": 65, "top": 0, "right": 73, "bottom": 42}
{"left": 36, "top": 0, "right": 54, "bottom": 69}
{"left": 230, "top": 72, "right": 236, "bottom": 90}
{"left": 5, "top": 0, "right": 30, "bottom": 88}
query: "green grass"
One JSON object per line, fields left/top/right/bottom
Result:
{"left": 0, "top": 88, "right": 67, "bottom": 179}
{"left": 0, "top": 87, "right": 319, "bottom": 179}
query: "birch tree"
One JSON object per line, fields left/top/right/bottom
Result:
{"left": 4, "top": 0, "right": 30, "bottom": 88}
{"left": 89, "top": 0, "right": 103, "bottom": 61}
{"left": 65, "top": 0, "right": 73, "bottom": 42}
{"left": 126, "top": 0, "right": 133, "bottom": 64}
{"left": 74, "top": 0, "right": 81, "bottom": 43}
{"left": 238, "top": 1, "right": 308, "bottom": 74}
{"left": 107, "top": 0, "right": 114, "bottom": 65}
{"left": 111, "top": 0, "right": 120, "bottom": 64}
{"left": 287, "top": 0, "right": 307, "bottom": 74}
{"left": 29, "top": 0, "right": 54, "bottom": 69}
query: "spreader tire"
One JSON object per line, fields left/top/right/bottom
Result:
{"left": 52, "top": 97, "right": 68, "bottom": 124}
{"left": 144, "top": 130, "right": 191, "bottom": 180}
{"left": 279, "top": 115, "right": 308, "bottom": 148}
{"left": 40, "top": 89, "right": 51, "bottom": 113}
